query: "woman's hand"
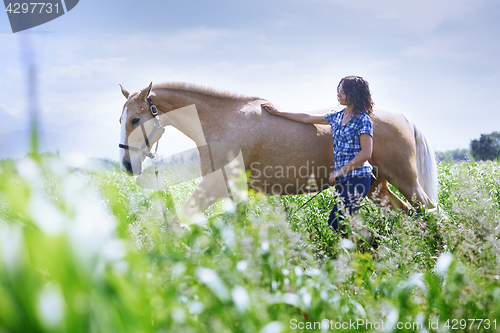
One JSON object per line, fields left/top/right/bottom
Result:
{"left": 329, "top": 171, "right": 342, "bottom": 185}
{"left": 261, "top": 102, "right": 281, "bottom": 115}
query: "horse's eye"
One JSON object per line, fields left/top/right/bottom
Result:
{"left": 131, "top": 117, "right": 141, "bottom": 125}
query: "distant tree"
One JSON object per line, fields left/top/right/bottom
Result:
{"left": 470, "top": 131, "right": 500, "bottom": 161}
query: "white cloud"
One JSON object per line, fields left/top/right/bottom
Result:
{"left": 366, "top": 58, "right": 401, "bottom": 72}
{"left": 315, "top": 0, "right": 493, "bottom": 33}
{"left": 82, "top": 27, "right": 237, "bottom": 57}
{"left": 402, "top": 30, "right": 500, "bottom": 73}
{"left": 48, "top": 57, "right": 126, "bottom": 78}
{"left": 162, "top": 26, "right": 235, "bottom": 52}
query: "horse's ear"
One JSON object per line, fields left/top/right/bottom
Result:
{"left": 120, "top": 84, "right": 130, "bottom": 99}
{"left": 138, "top": 82, "right": 153, "bottom": 101}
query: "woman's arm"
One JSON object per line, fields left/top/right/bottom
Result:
{"left": 262, "top": 102, "right": 329, "bottom": 125}
{"left": 329, "top": 133, "right": 373, "bottom": 185}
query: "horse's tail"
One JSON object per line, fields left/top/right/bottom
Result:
{"left": 401, "top": 114, "right": 438, "bottom": 206}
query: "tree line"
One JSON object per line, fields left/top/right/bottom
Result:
{"left": 436, "top": 131, "right": 500, "bottom": 163}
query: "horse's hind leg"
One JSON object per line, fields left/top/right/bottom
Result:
{"left": 368, "top": 178, "right": 410, "bottom": 211}
{"left": 388, "top": 159, "right": 435, "bottom": 209}
{"left": 396, "top": 181, "right": 434, "bottom": 210}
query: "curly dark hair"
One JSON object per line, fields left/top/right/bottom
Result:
{"left": 337, "top": 76, "right": 374, "bottom": 117}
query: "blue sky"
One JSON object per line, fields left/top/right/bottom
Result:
{"left": 1, "top": 0, "right": 499, "bottom": 160}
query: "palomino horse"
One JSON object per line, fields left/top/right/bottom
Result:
{"left": 119, "top": 82, "right": 437, "bottom": 222}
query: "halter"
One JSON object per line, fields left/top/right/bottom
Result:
{"left": 119, "top": 96, "right": 165, "bottom": 160}
{"left": 119, "top": 95, "right": 168, "bottom": 223}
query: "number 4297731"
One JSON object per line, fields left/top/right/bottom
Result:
{"left": 5, "top": 3, "right": 59, "bottom": 14}
{"left": 444, "top": 319, "right": 496, "bottom": 330}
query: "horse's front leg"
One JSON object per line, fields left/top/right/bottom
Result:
{"left": 172, "top": 144, "right": 247, "bottom": 225}
{"left": 175, "top": 169, "right": 234, "bottom": 224}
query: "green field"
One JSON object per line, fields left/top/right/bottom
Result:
{"left": 1, "top": 155, "right": 499, "bottom": 332}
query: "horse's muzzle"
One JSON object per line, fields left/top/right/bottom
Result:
{"left": 122, "top": 160, "right": 135, "bottom": 175}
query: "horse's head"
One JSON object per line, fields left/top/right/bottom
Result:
{"left": 119, "top": 82, "right": 164, "bottom": 175}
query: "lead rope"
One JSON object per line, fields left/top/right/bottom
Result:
{"left": 148, "top": 98, "right": 168, "bottom": 225}
{"left": 286, "top": 183, "right": 332, "bottom": 222}
{"left": 153, "top": 140, "right": 168, "bottom": 225}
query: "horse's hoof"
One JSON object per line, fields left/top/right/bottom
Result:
{"left": 168, "top": 218, "right": 190, "bottom": 231}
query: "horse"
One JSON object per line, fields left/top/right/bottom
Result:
{"left": 118, "top": 82, "right": 437, "bottom": 223}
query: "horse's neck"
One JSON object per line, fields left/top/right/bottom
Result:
{"left": 158, "top": 103, "right": 207, "bottom": 147}
{"left": 155, "top": 88, "right": 246, "bottom": 147}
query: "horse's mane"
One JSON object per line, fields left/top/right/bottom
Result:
{"left": 154, "top": 82, "right": 261, "bottom": 101}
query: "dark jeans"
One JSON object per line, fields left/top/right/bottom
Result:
{"left": 328, "top": 175, "right": 371, "bottom": 231}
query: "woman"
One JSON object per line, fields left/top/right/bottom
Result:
{"left": 262, "top": 75, "right": 374, "bottom": 231}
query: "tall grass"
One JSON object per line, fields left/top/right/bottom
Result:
{"left": 1, "top": 156, "right": 499, "bottom": 332}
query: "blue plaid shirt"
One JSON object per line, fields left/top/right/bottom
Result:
{"left": 325, "top": 109, "right": 373, "bottom": 184}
